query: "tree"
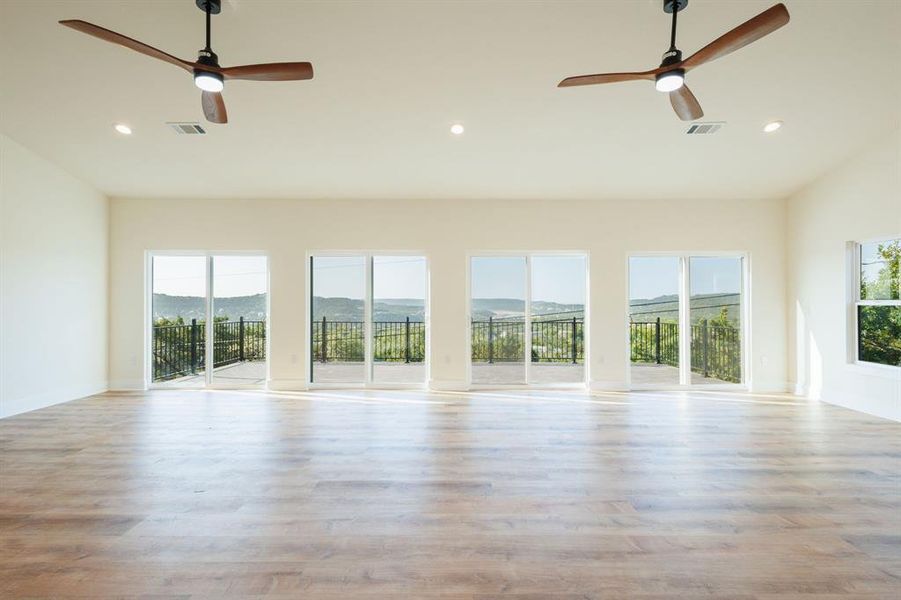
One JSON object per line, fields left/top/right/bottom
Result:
{"left": 859, "top": 241, "right": 901, "bottom": 366}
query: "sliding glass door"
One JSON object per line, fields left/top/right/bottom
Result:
{"left": 470, "top": 254, "right": 587, "bottom": 386}
{"left": 310, "top": 256, "right": 367, "bottom": 383}
{"left": 210, "top": 256, "right": 268, "bottom": 386}
{"left": 373, "top": 256, "right": 427, "bottom": 383}
{"left": 309, "top": 254, "right": 428, "bottom": 385}
{"left": 530, "top": 255, "right": 586, "bottom": 384}
{"left": 628, "top": 254, "right": 745, "bottom": 388}
{"left": 689, "top": 257, "right": 743, "bottom": 385}
{"left": 470, "top": 257, "right": 527, "bottom": 384}
{"left": 629, "top": 257, "right": 681, "bottom": 386}
{"left": 150, "top": 253, "right": 268, "bottom": 388}
{"left": 151, "top": 256, "right": 208, "bottom": 386}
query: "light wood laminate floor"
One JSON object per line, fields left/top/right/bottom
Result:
{"left": 1, "top": 388, "right": 899, "bottom": 599}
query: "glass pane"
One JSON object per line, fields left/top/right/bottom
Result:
{"left": 629, "top": 257, "right": 680, "bottom": 386}
{"left": 373, "top": 256, "right": 427, "bottom": 383}
{"left": 858, "top": 305, "right": 901, "bottom": 366}
{"left": 530, "top": 255, "right": 586, "bottom": 384}
{"left": 471, "top": 256, "right": 526, "bottom": 384}
{"left": 860, "top": 239, "right": 900, "bottom": 300}
{"left": 211, "top": 256, "right": 268, "bottom": 386}
{"left": 311, "top": 256, "right": 366, "bottom": 383}
{"left": 151, "top": 256, "right": 207, "bottom": 386}
{"left": 689, "top": 257, "right": 743, "bottom": 384}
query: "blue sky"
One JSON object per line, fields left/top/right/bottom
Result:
{"left": 629, "top": 256, "right": 743, "bottom": 300}
{"left": 312, "top": 256, "right": 428, "bottom": 299}
{"left": 470, "top": 255, "right": 587, "bottom": 304}
{"left": 154, "top": 254, "right": 740, "bottom": 302}
{"left": 314, "top": 255, "right": 589, "bottom": 304}
{"left": 153, "top": 255, "right": 267, "bottom": 298}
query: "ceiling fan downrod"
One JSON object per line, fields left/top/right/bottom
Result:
{"left": 196, "top": 0, "right": 220, "bottom": 61}
{"left": 193, "top": 0, "right": 223, "bottom": 92}
{"left": 662, "top": 0, "right": 687, "bottom": 66}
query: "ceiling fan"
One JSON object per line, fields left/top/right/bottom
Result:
{"left": 558, "top": 1, "right": 790, "bottom": 121}
{"left": 59, "top": 0, "right": 314, "bottom": 124}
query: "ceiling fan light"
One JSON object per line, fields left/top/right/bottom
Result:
{"left": 655, "top": 69, "right": 685, "bottom": 92}
{"left": 194, "top": 71, "right": 224, "bottom": 93}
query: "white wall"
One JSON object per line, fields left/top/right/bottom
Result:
{"left": 109, "top": 197, "right": 787, "bottom": 392}
{"left": 786, "top": 131, "right": 901, "bottom": 422}
{"left": 0, "top": 134, "right": 109, "bottom": 417}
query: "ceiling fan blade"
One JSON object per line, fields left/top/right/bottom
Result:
{"left": 220, "top": 62, "right": 314, "bottom": 81}
{"left": 670, "top": 85, "right": 703, "bottom": 121}
{"left": 681, "top": 3, "right": 790, "bottom": 70}
{"left": 558, "top": 70, "right": 656, "bottom": 88}
{"left": 201, "top": 91, "right": 228, "bottom": 124}
{"left": 59, "top": 20, "right": 193, "bottom": 73}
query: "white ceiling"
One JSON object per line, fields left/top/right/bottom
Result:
{"left": 1, "top": 0, "right": 898, "bottom": 201}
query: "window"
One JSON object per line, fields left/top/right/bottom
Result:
{"left": 150, "top": 254, "right": 268, "bottom": 388}
{"left": 854, "top": 238, "right": 901, "bottom": 367}
{"left": 628, "top": 254, "right": 745, "bottom": 388}
{"left": 469, "top": 254, "right": 587, "bottom": 385}
{"left": 373, "top": 256, "right": 427, "bottom": 383}
{"left": 629, "top": 257, "right": 680, "bottom": 386}
{"left": 470, "top": 256, "right": 527, "bottom": 384}
{"left": 310, "top": 254, "right": 428, "bottom": 384}
{"left": 310, "top": 256, "right": 367, "bottom": 383}
{"left": 689, "top": 257, "right": 743, "bottom": 384}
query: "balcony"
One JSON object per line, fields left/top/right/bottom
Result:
{"left": 152, "top": 314, "right": 740, "bottom": 386}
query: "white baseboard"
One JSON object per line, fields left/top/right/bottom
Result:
{"left": 0, "top": 380, "right": 108, "bottom": 418}
{"left": 749, "top": 381, "right": 793, "bottom": 394}
{"left": 588, "top": 380, "right": 628, "bottom": 392}
{"left": 819, "top": 393, "right": 901, "bottom": 422}
{"left": 792, "top": 382, "right": 809, "bottom": 396}
{"left": 108, "top": 379, "right": 146, "bottom": 391}
{"left": 428, "top": 379, "right": 469, "bottom": 391}
{"left": 268, "top": 379, "right": 310, "bottom": 391}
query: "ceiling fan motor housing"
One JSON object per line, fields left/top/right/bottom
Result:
{"left": 196, "top": 49, "right": 219, "bottom": 67}
{"left": 660, "top": 49, "right": 683, "bottom": 68}
{"left": 664, "top": 0, "right": 688, "bottom": 13}
{"left": 195, "top": 0, "right": 221, "bottom": 15}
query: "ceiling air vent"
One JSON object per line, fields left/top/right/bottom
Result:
{"left": 167, "top": 122, "right": 207, "bottom": 135}
{"left": 686, "top": 122, "right": 724, "bottom": 135}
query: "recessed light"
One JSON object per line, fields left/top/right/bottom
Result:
{"left": 763, "top": 120, "right": 783, "bottom": 133}
{"left": 450, "top": 123, "right": 465, "bottom": 135}
{"left": 114, "top": 123, "right": 132, "bottom": 135}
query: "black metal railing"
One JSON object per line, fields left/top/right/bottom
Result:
{"left": 690, "top": 320, "right": 741, "bottom": 383}
{"left": 629, "top": 318, "right": 679, "bottom": 366}
{"left": 470, "top": 315, "right": 585, "bottom": 363}
{"left": 311, "top": 317, "right": 427, "bottom": 363}
{"left": 152, "top": 318, "right": 266, "bottom": 382}
{"left": 374, "top": 318, "right": 426, "bottom": 362}
{"left": 471, "top": 318, "right": 526, "bottom": 363}
{"left": 629, "top": 317, "right": 741, "bottom": 383}
{"left": 310, "top": 312, "right": 585, "bottom": 365}
{"left": 312, "top": 318, "right": 365, "bottom": 362}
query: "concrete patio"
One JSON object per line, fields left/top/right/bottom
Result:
{"left": 631, "top": 363, "right": 731, "bottom": 386}
{"left": 157, "top": 361, "right": 729, "bottom": 387}
{"left": 157, "top": 360, "right": 267, "bottom": 387}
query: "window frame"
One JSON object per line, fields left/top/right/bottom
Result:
{"left": 624, "top": 251, "right": 750, "bottom": 390}
{"left": 849, "top": 237, "right": 901, "bottom": 371}
{"left": 305, "top": 251, "right": 431, "bottom": 388}
{"left": 144, "top": 250, "right": 270, "bottom": 390}
{"left": 464, "top": 251, "right": 590, "bottom": 389}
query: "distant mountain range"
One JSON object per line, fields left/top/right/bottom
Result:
{"left": 153, "top": 294, "right": 266, "bottom": 322}
{"left": 153, "top": 294, "right": 584, "bottom": 323}
{"left": 630, "top": 293, "right": 740, "bottom": 324}
{"left": 153, "top": 292, "right": 739, "bottom": 325}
